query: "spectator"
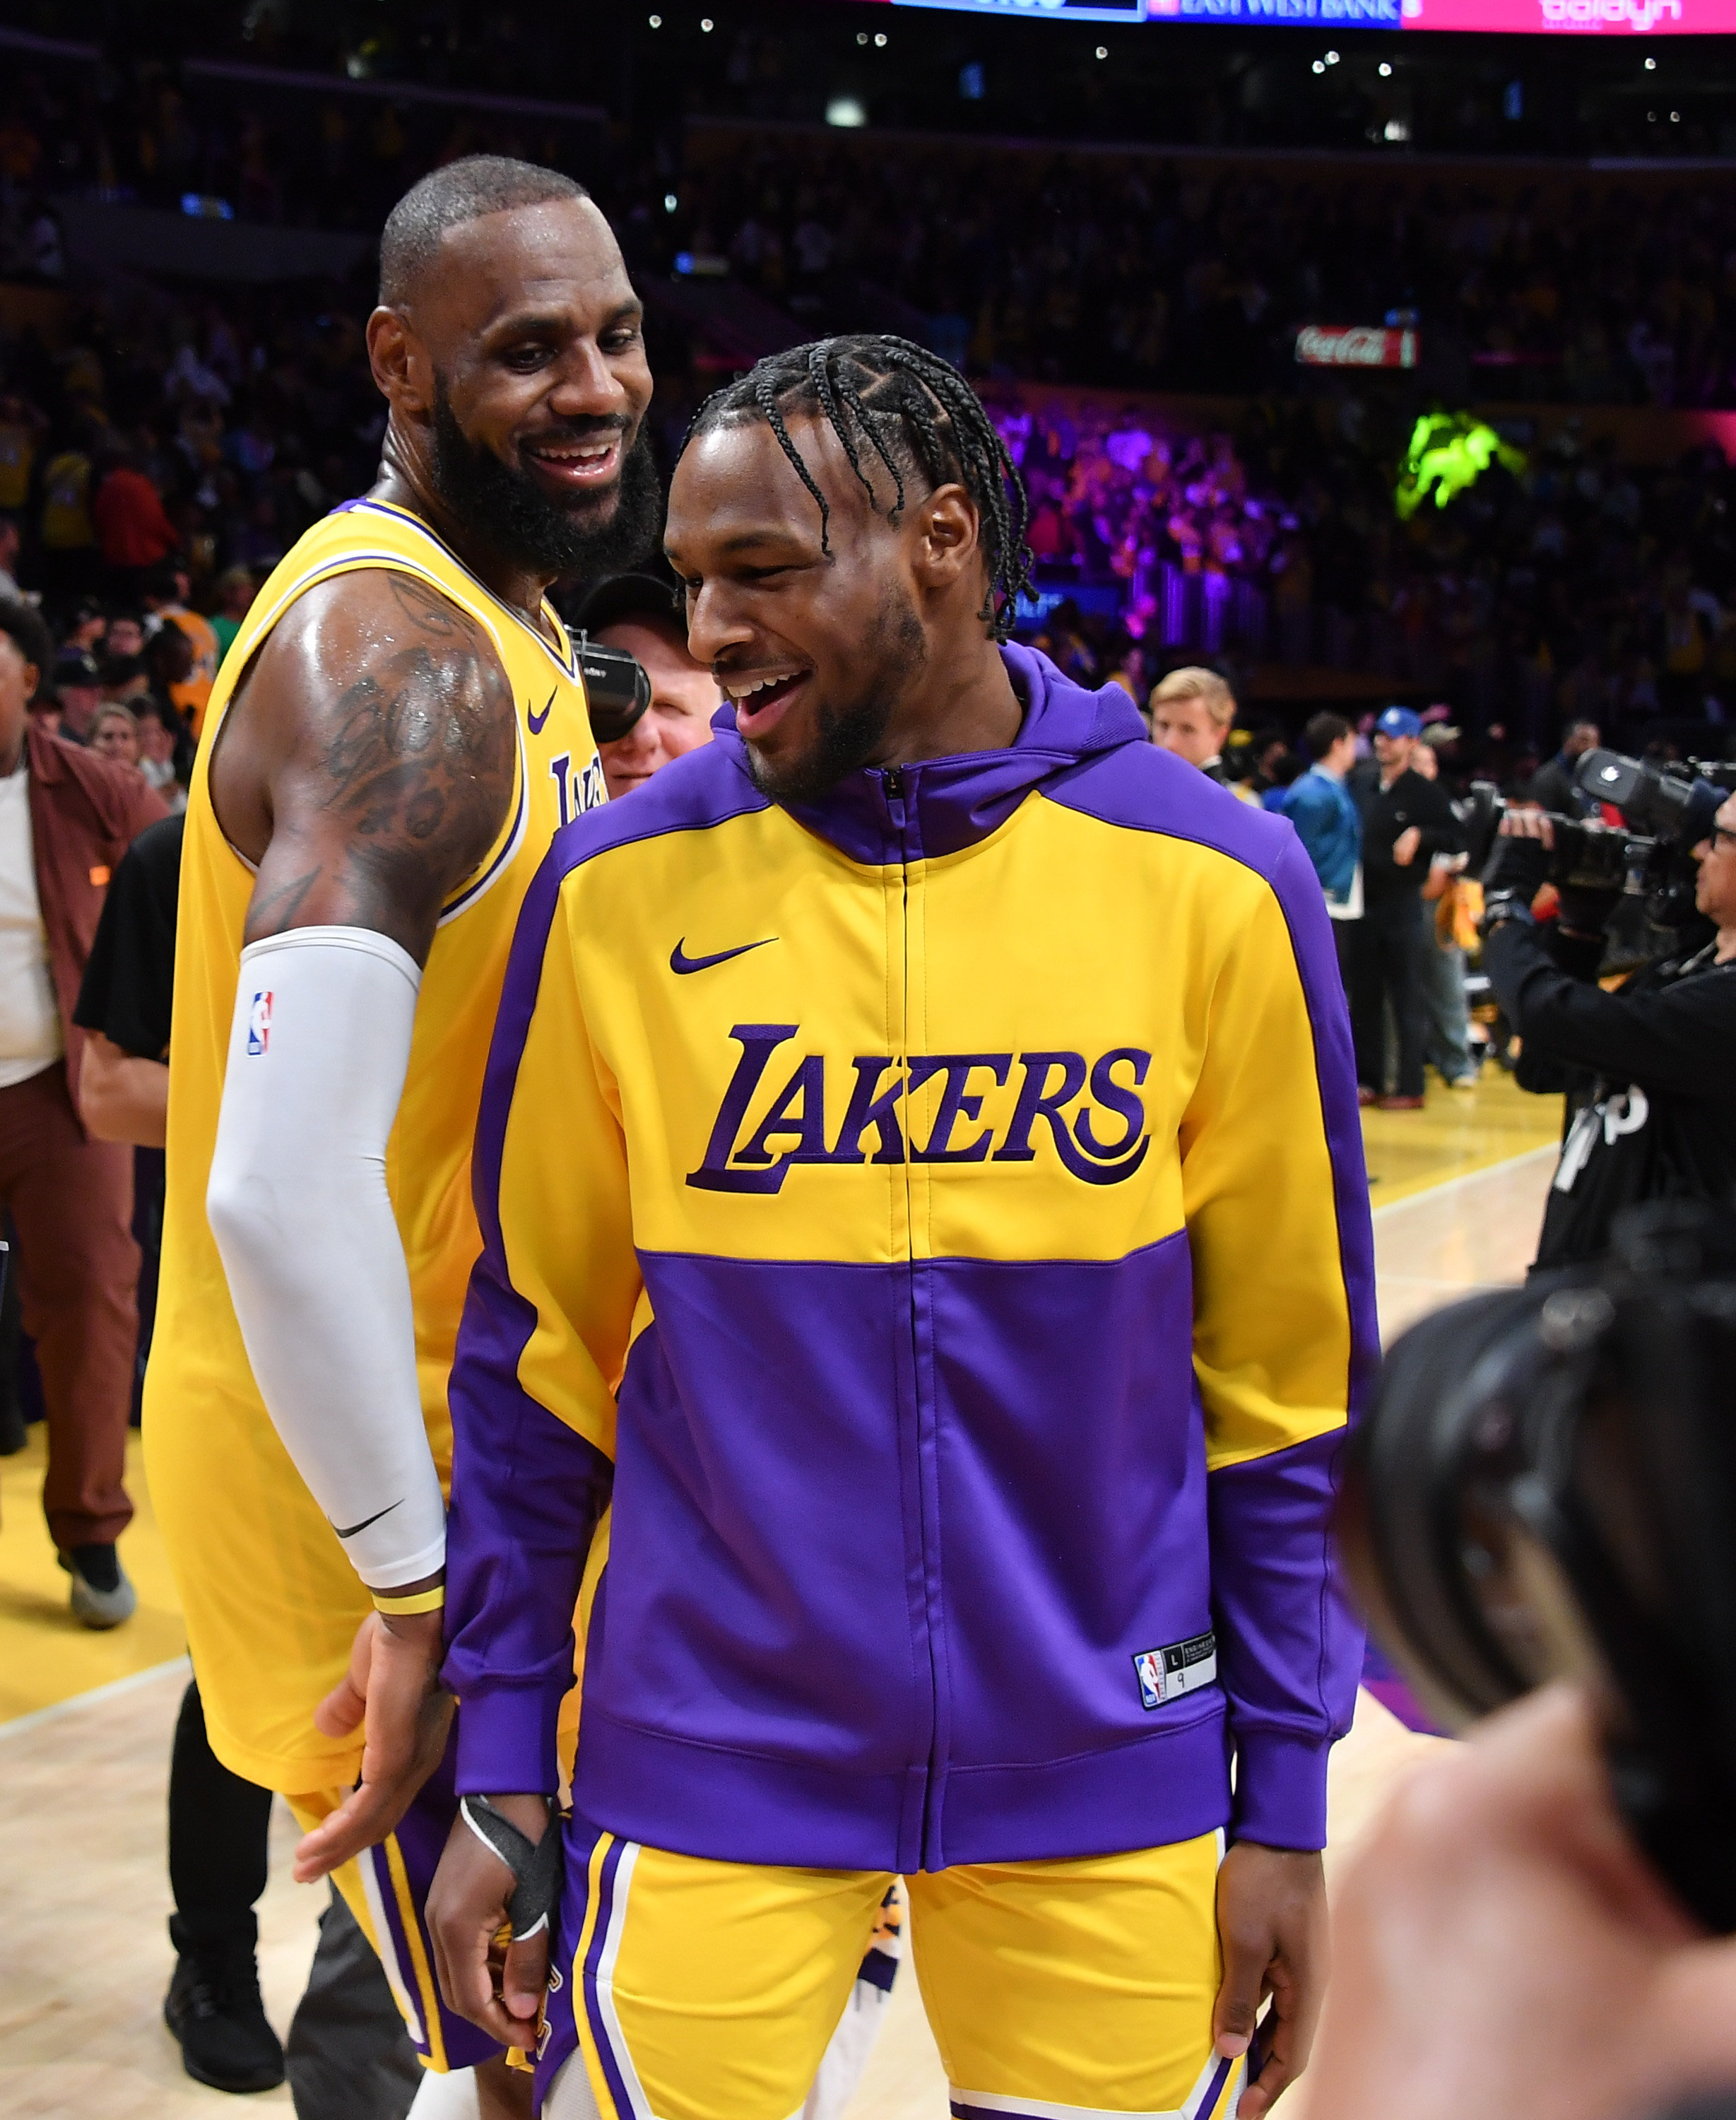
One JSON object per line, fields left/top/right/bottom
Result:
{"left": 103, "top": 610, "right": 146, "bottom": 661}
{"left": 133, "top": 700, "right": 189, "bottom": 813}
{"left": 1150, "top": 664, "right": 1238, "bottom": 786}
{"left": 91, "top": 447, "right": 179, "bottom": 598}
{"left": 1529, "top": 717, "right": 1601, "bottom": 816}
{"left": 1350, "top": 706, "right": 1465, "bottom": 1110}
{"left": 37, "top": 428, "right": 100, "bottom": 604}
{"left": 0, "top": 595, "right": 165, "bottom": 1627}
{"left": 141, "top": 560, "right": 220, "bottom": 734}
{"left": 1410, "top": 733, "right": 1478, "bottom": 1090}
{"left": 48, "top": 649, "right": 103, "bottom": 742}
{"left": 569, "top": 573, "right": 721, "bottom": 803}
{"left": 207, "top": 565, "right": 256, "bottom": 664}
{"left": 1280, "top": 710, "right": 1362, "bottom": 978}
{"left": 89, "top": 702, "right": 142, "bottom": 768}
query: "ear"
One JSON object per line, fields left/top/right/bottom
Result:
{"left": 911, "top": 481, "right": 982, "bottom": 597}
{"left": 366, "top": 307, "right": 432, "bottom": 418}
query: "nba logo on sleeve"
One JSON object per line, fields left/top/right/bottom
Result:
{"left": 246, "top": 991, "right": 273, "bottom": 1055}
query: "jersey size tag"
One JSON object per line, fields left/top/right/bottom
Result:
{"left": 1133, "top": 1630, "right": 1217, "bottom": 1710}
{"left": 246, "top": 991, "right": 273, "bottom": 1055}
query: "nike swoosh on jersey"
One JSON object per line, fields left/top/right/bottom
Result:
{"left": 331, "top": 1500, "right": 403, "bottom": 1541}
{"left": 527, "top": 688, "right": 555, "bottom": 735}
{"left": 670, "top": 937, "right": 777, "bottom": 975}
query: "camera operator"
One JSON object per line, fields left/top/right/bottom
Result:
{"left": 1481, "top": 791, "right": 1736, "bottom": 1271}
{"left": 1313, "top": 1203, "right": 1736, "bottom": 2120}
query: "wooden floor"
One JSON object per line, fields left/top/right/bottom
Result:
{"left": 0, "top": 1072, "right": 1558, "bottom": 2119}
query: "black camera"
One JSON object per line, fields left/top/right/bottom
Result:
{"left": 574, "top": 633, "right": 652, "bottom": 745}
{"left": 1338, "top": 1203, "right": 1736, "bottom": 1931}
{"left": 1467, "top": 749, "right": 1735, "bottom": 930}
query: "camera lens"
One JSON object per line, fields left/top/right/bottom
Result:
{"left": 1340, "top": 1287, "right": 1569, "bottom": 1726}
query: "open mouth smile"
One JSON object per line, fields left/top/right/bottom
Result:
{"left": 523, "top": 432, "right": 622, "bottom": 491}
{"left": 721, "top": 669, "right": 810, "bottom": 740}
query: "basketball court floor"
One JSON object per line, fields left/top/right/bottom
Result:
{"left": 0, "top": 1073, "right": 1563, "bottom": 2120}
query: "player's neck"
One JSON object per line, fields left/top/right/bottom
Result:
{"left": 367, "top": 460, "right": 553, "bottom": 635}
{"left": 871, "top": 640, "right": 1022, "bottom": 770}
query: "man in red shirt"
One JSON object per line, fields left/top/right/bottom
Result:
{"left": 92, "top": 448, "right": 178, "bottom": 599}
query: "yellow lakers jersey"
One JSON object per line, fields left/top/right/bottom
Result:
{"left": 143, "top": 496, "right": 603, "bottom": 1791}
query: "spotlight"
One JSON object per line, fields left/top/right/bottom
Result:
{"left": 1378, "top": 60, "right": 1393, "bottom": 76}
{"left": 1645, "top": 54, "right": 1657, "bottom": 67}
{"left": 648, "top": 10, "right": 661, "bottom": 21}
{"left": 875, "top": 30, "right": 887, "bottom": 45}
{"left": 856, "top": 30, "right": 867, "bottom": 41}
{"left": 1096, "top": 44, "right": 1108, "bottom": 57}
{"left": 1313, "top": 59, "right": 1325, "bottom": 73}
{"left": 1326, "top": 48, "right": 1340, "bottom": 61}
{"left": 663, "top": 192, "right": 678, "bottom": 212}
{"left": 700, "top": 16, "right": 713, "bottom": 30}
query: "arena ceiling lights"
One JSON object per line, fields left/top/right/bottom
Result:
{"left": 884, "top": 0, "right": 1725, "bottom": 36}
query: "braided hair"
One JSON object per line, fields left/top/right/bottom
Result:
{"left": 683, "top": 334, "right": 1034, "bottom": 642}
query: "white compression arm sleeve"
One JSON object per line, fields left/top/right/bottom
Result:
{"left": 206, "top": 926, "right": 447, "bottom": 1589}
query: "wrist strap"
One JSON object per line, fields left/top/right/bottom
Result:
{"left": 459, "top": 1794, "right": 562, "bottom": 1940}
{"left": 372, "top": 1586, "right": 446, "bottom": 1616}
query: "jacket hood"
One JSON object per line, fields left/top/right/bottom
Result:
{"left": 707, "top": 642, "right": 1147, "bottom": 865}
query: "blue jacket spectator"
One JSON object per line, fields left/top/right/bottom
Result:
{"left": 1280, "top": 712, "right": 1362, "bottom": 911}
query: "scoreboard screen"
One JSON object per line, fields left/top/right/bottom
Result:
{"left": 887, "top": 0, "right": 1723, "bottom": 36}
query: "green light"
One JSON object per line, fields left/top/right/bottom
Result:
{"left": 1395, "top": 413, "right": 1525, "bottom": 520}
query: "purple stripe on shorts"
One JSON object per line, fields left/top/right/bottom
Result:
{"left": 1197, "top": 2053, "right": 1235, "bottom": 2115}
{"left": 581, "top": 1836, "right": 635, "bottom": 2119}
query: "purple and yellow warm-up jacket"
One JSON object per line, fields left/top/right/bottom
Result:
{"left": 444, "top": 644, "right": 1375, "bottom": 1875}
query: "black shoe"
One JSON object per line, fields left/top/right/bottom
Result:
{"left": 164, "top": 1946, "right": 286, "bottom": 2094}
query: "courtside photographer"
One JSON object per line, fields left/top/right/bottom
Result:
{"left": 1313, "top": 1201, "right": 1736, "bottom": 2120}
{"left": 1476, "top": 752, "right": 1736, "bottom": 1271}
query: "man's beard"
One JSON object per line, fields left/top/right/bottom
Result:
{"left": 429, "top": 379, "right": 663, "bottom": 582}
{"left": 745, "top": 581, "right": 926, "bottom": 806}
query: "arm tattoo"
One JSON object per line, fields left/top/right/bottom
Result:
{"left": 244, "top": 584, "right": 516, "bottom": 948}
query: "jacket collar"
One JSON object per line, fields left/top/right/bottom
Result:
{"left": 707, "top": 642, "right": 1146, "bottom": 866}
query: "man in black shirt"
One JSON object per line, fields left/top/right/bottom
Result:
{"left": 1349, "top": 706, "right": 1465, "bottom": 1107}
{"left": 1483, "top": 790, "right": 1736, "bottom": 1272}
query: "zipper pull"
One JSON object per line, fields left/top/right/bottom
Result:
{"left": 885, "top": 767, "right": 904, "bottom": 799}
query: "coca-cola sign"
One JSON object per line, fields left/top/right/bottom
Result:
{"left": 1296, "top": 325, "right": 1419, "bottom": 369}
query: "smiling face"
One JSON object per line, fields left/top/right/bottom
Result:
{"left": 370, "top": 194, "right": 659, "bottom": 584}
{"left": 666, "top": 412, "right": 986, "bottom": 803}
{"left": 594, "top": 615, "right": 721, "bottom": 800}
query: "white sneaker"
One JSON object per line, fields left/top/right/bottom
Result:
{"left": 61, "top": 1546, "right": 138, "bottom": 1629}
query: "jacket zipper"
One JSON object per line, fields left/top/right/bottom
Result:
{"left": 884, "top": 762, "right": 943, "bottom": 1866}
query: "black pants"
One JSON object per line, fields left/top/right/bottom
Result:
{"left": 170, "top": 1678, "right": 273, "bottom": 1954}
{"left": 1351, "top": 898, "right": 1425, "bottom": 1100}
{"left": 170, "top": 1679, "right": 420, "bottom": 2118}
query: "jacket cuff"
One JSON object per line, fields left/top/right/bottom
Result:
{"left": 451, "top": 1680, "right": 565, "bottom": 1798}
{"left": 1231, "top": 1726, "right": 1334, "bottom": 1850}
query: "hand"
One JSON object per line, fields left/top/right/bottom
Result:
{"left": 292, "top": 1606, "right": 454, "bottom": 1882}
{"left": 427, "top": 1793, "right": 553, "bottom": 2048}
{"left": 1212, "top": 1841, "right": 1328, "bottom": 2116}
{"left": 1306, "top": 1685, "right": 1736, "bottom": 2120}
{"left": 1554, "top": 883, "right": 1622, "bottom": 940}
{"left": 1392, "top": 825, "right": 1422, "bottom": 868}
{"left": 1485, "top": 811, "right": 1554, "bottom": 900}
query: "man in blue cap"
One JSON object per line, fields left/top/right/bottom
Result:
{"left": 1348, "top": 706, "right": 1464, "bottom": 1108}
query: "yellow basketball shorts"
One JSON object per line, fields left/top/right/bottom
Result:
{"left": 288, "top": 1730, "right": 503, "bottom": 2077}
{"left": 537, "top": 1819, "right": 1242, "bottom": 2120}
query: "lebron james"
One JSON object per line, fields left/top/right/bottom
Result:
{"left": 144, "top": 156, "right": 658, "bottom": 2116}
